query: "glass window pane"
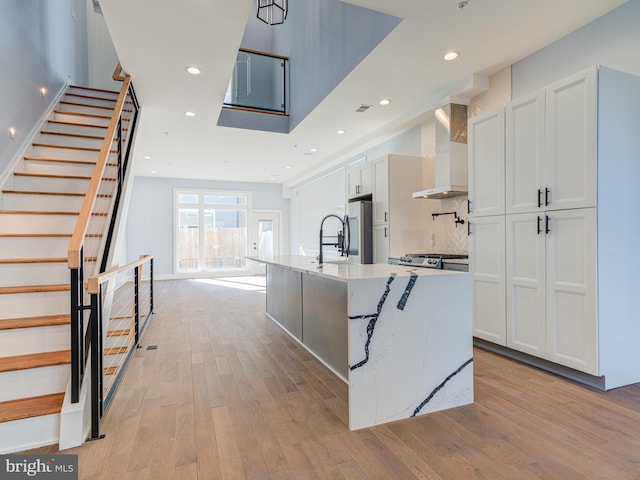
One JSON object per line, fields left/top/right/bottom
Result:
{"left": 178, "top": 193, "right": 199, "bottom": 204}
{"left": 203, "top": 209, "right": 247, "bottom": 269}
{"left": 204, "top": 194, "right": 248, "bottom": 206}
{"left": 177, "top": 208, "right": 199, "bottom": 271}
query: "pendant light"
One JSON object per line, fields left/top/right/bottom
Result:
{"left": 257, "top": 0, "right": 288, "bottom": 25}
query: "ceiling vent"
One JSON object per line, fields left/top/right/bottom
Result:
{"left": 355, "top": 105, "right": 371, "bottom": 113}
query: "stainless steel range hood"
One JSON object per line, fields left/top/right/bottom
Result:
{"left": 413, "top": 102, "right": 468, "bottom": 200}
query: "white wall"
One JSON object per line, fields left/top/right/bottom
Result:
{"left": 125, "top": 176, "right": 289, "bottom": 276}
{"left": 0, "top": 0, "right": 90, "bottom": 174}
{"left": 512, "top": 0, "right": 640, "bottom": 99}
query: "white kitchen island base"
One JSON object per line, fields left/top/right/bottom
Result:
{"left": 253, "top": 256, "right": 473, "bottom": 431}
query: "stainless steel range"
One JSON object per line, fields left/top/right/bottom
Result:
{"left": 398, "top": 253, "right": 469, "bottom": 271}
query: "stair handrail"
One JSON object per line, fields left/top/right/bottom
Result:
{"left": 67, "top": 74, "right": 131, "bottom": 270}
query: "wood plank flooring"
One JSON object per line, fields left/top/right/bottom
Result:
{"left": 27, "top": 278, "right": 640, "bottom": 479}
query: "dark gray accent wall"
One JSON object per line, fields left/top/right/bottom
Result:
{"left": 0, "top": 0, "right": 89, "bottom": 174}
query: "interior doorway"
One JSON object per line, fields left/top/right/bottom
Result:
{"left": 248, "top": 210, "right": 281, "bottom": 274}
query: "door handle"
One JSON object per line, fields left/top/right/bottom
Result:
{"left": 537, "top": 189, "right": 542, "bottom": 208}
{"left": 545, "top": 215, "right": 550, "bottom": 234}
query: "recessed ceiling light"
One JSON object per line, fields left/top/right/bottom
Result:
{"left": 285, "top": 165, "right": 292, "bottom": 169}
{"left": 310, "top": 148, "right": 318, "bottom": 153}
{"left": 144, "top": 155, "right": 152, "bottom": 160}
{"left": 379, "top": 99, "right": 391, "bottom": 106}
{"left": 185, "top": 111, "right": 196, "bottom": 117}
{"left": 444, "top": 50, "right": 461, "bottom": 61}
{"left": 150, "top": 170, "right": 157, "bottom": 174}
{"left": 186, "top": 66, "right": 201, "bottom": 75}
{"left": 337, "top": 130, "right": 345, "bottom": 134}
{"left": 40, "top": 87, "right": 47, "bottom": 98}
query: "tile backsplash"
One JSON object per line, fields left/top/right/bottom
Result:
{"left": 422, "top": 196, "right": 468, "bottom": 255}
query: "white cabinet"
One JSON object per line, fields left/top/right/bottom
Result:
{"left": 469, "top": 215, "right": 506, "bottom": 345}
{"left": 371, "top": 155, "right": 426, "bottom": 261}
{"left": 372, "top": 224, "right": 389, "bottom": 264}
{"left": 506, "top": 69, "right": 597, "bottom": 214}
{"left": 347, "top": 162, "right": 373, "bottom": 199}
{"left": 468, "top": 108, "right": 505, "bottom": 217}
{"left": 472, "top": 65, "right": 640, "bottom": 388}
{"left": 506, "top": 209, "right": 597, "bottom": 374}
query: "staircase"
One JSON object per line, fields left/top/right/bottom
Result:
{"left": 0, "top": 85, "right": 119, "bottom": 453}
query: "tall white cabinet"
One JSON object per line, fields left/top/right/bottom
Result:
{"left": 371, "top": 154, "right": 426, "bottom": 263}
{"left": 469, "top": 66, "right": 640, "bottom": 389}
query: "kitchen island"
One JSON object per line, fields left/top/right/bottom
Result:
{"left": 249, "top": 255, "right": 473, "bottom": 430}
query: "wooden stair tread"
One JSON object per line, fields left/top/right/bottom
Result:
{"left": 0, "top": 210, "right": 107, "bottom": 216}
{"left": 2, "top": 189, "right": 112, "bottom": 198}
{"left": 32, "top": 143, "right": 117, "bottom": 153}
{"left": 14, "top": 171, "right": 92, "bottom": 180}
{"left": 39, "top": 130, "right": 112, "bottom": 140}
{"left": 0, "top": 284, "right": 70, "bottom": 295}
{"left": 104, "top": 346, "right": 128, "bottom": 355}
{"left": 0, "top": 233, "right": 71, "bottom": 238}
{"left": 0, "top": 393, "right": 65, "bottom": 423}
{"left": 0, "top": 350, "right": 70, "bottom": 373}
{"left": 0, "top": 256, "right": 96, "bottom": 264}
{"left": 104, "top": 366, "right": 119, "bottom": 375}
{"left": 47, "top": 120, "right": 107, "bottom": 130}
{"left": 23, "top": 157, "right": 118, "bottom": 167}
{"left": 53, "top": 109, "right": 111, "bottom": 120}
{"left": 65, "top": 93, "right": 117, "bottom": 103}
{"left": 70, "top": 85, "right": 119, "bottom": 95}
{"left": 107, "top": 329, "right": 131, "bottom": 337}
{"left": 0, "top": 314, "right": 70, "bottom": 330}
{"left": 60, "top": 101, "right": 114, "bottom": 111}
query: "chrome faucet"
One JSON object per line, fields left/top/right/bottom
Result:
{"left": 318, "top": 214, "right": 349, "bottom": 265}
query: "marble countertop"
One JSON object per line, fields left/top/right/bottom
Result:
{"left": 247, "top": 255, "right": 468, "bottom": 282}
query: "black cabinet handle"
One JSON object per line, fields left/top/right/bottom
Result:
{"left": 537, "top": 216, "right": 542, "bottom": 234}
{"left": 467, "top": 199, "right": 471, "bottom": 214}
{"left": 545, "top": 215, "right": 550, "bottom": 234}
{"left": 545, "top": 188, "right": 550, "bottom": 206}
{"left": 384, "top": 227, "right": 388, "bottom": 238}
{"left": 467, "top": 222, "right": 471, "bottom": 236}
{"left": 537, "top": 189, "right": 542, "bottom": 208}
{"left": 384, "top": 211, "right": 388, "bottom": 222}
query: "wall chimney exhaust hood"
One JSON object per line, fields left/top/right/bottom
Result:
{"left": 413, "top": 102, "right": 468, "bottom": 200}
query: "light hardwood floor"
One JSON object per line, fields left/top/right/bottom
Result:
{"left": 30, "top": 277, "right": 640, "bottom": 479}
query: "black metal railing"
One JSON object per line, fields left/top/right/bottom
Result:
{"left": 223, "top": 48, "right": 289, "bottom": 114}
{"left": 87, "top": 255, "right": 154, "bottom": 439}
{"left": 68, "top": 71, "right": 140, "bottom": 408}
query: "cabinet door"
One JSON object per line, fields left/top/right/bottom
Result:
{"left": 360, "top": 162, "right": 374, "bottom": 196}
{"left": 347, "top": 165, "right": 361, "bottom": 198}
{"left": 469, "top": 215, "right": 506, "bottom": 345}
{"left": 372, "top": 224, "right": 389, "bottom": 264}
{"left": 506, "top": 213, "right": 546, "bottom": 356}
{"left": 545, "top": 67, "right": 597, "bottom": 211}
{"left": 545, "top": 208, "right": 597, "bottom": 374}
{"left": 468, "top": 108, "right": 505, "bottom": 217}
{"left": 506, "top": 91, "right": 545, "bottom": 214}
{"left": 372, "top": 158, "right": 389, "bottom": 225}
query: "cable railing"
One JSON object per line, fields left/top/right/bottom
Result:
{"left": 86, "top": 255, "right": 154, "bottom": 439}
{"left": 68, "top": 66, "right": 140, "bottom": 410}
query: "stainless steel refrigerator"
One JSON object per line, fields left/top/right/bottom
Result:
{"left": 346, "top": 200, "right": 373, "bottom": 264}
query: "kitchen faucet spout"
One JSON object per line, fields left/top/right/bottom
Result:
{"left": 318, "top": 214, "right": 349, "bottom": 265}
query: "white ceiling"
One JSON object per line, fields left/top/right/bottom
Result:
{"left": 99, "top": 0, "right": 627, "bottom": 188}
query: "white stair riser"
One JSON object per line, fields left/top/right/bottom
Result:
{"left": 53, "top": 112, "right": 110, "bottom": 127}
{"left": 29, "top": 146, "right": 100, "bottom": 162}
{"left": 0, "top": 366, "right": 68, "bottom": 403}
{"left": 13, "top": 176, "right": 90, "bottom": 194}
{"left": 68, "top": 87, "right": 118, "bottom": 101}
{"left": 20, "top": 160, "right": 107, "bottom": 178}
{"left": 103, "top": 352, "right": 127, "bottom": 369}
{"left": 0, "top": 237, "right": 70, "bottom": 259}
{"left": 0, "top": 324, "right": 69, "bottom": 357}
{"left": 0, "top": 413, "right": 60, "bottom": 454}
{"left": 1, "top": 193, "right": 85, "bottom": 212}
{"left": 63, "top": 94, "right": 117, "bottom": 109}
{"left": 45, "top": 121, "right": 108, "bottom": 137}
{"left": 0, "top": 263, "right": 69, "bottom": 287}
{"left": 0, "top": 291, "right": 69, "bottom": 320}
{"left": 36, "top": 132, "right": 110, "bottom": 149}
{"left": 57, "top": 103, "right": 114, "bottom": 117}
{"left": 0, "top": 214, "right": 78, "bottom": 234}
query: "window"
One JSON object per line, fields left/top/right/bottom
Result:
{"left": 175, "top": 190, "right": 250, "bottom": 273}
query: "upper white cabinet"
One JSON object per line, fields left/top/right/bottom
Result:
{"left": 506, "top": 68, "right": 597, "bottom": 214}
{"left": 371, "top": 154, "right": 426, "bottom": 261}
{"left": 468, "top": 108, "right": 505, "bottom": 217}
{"left": 347, "top": 161, "right": 373, "bottom": 199}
